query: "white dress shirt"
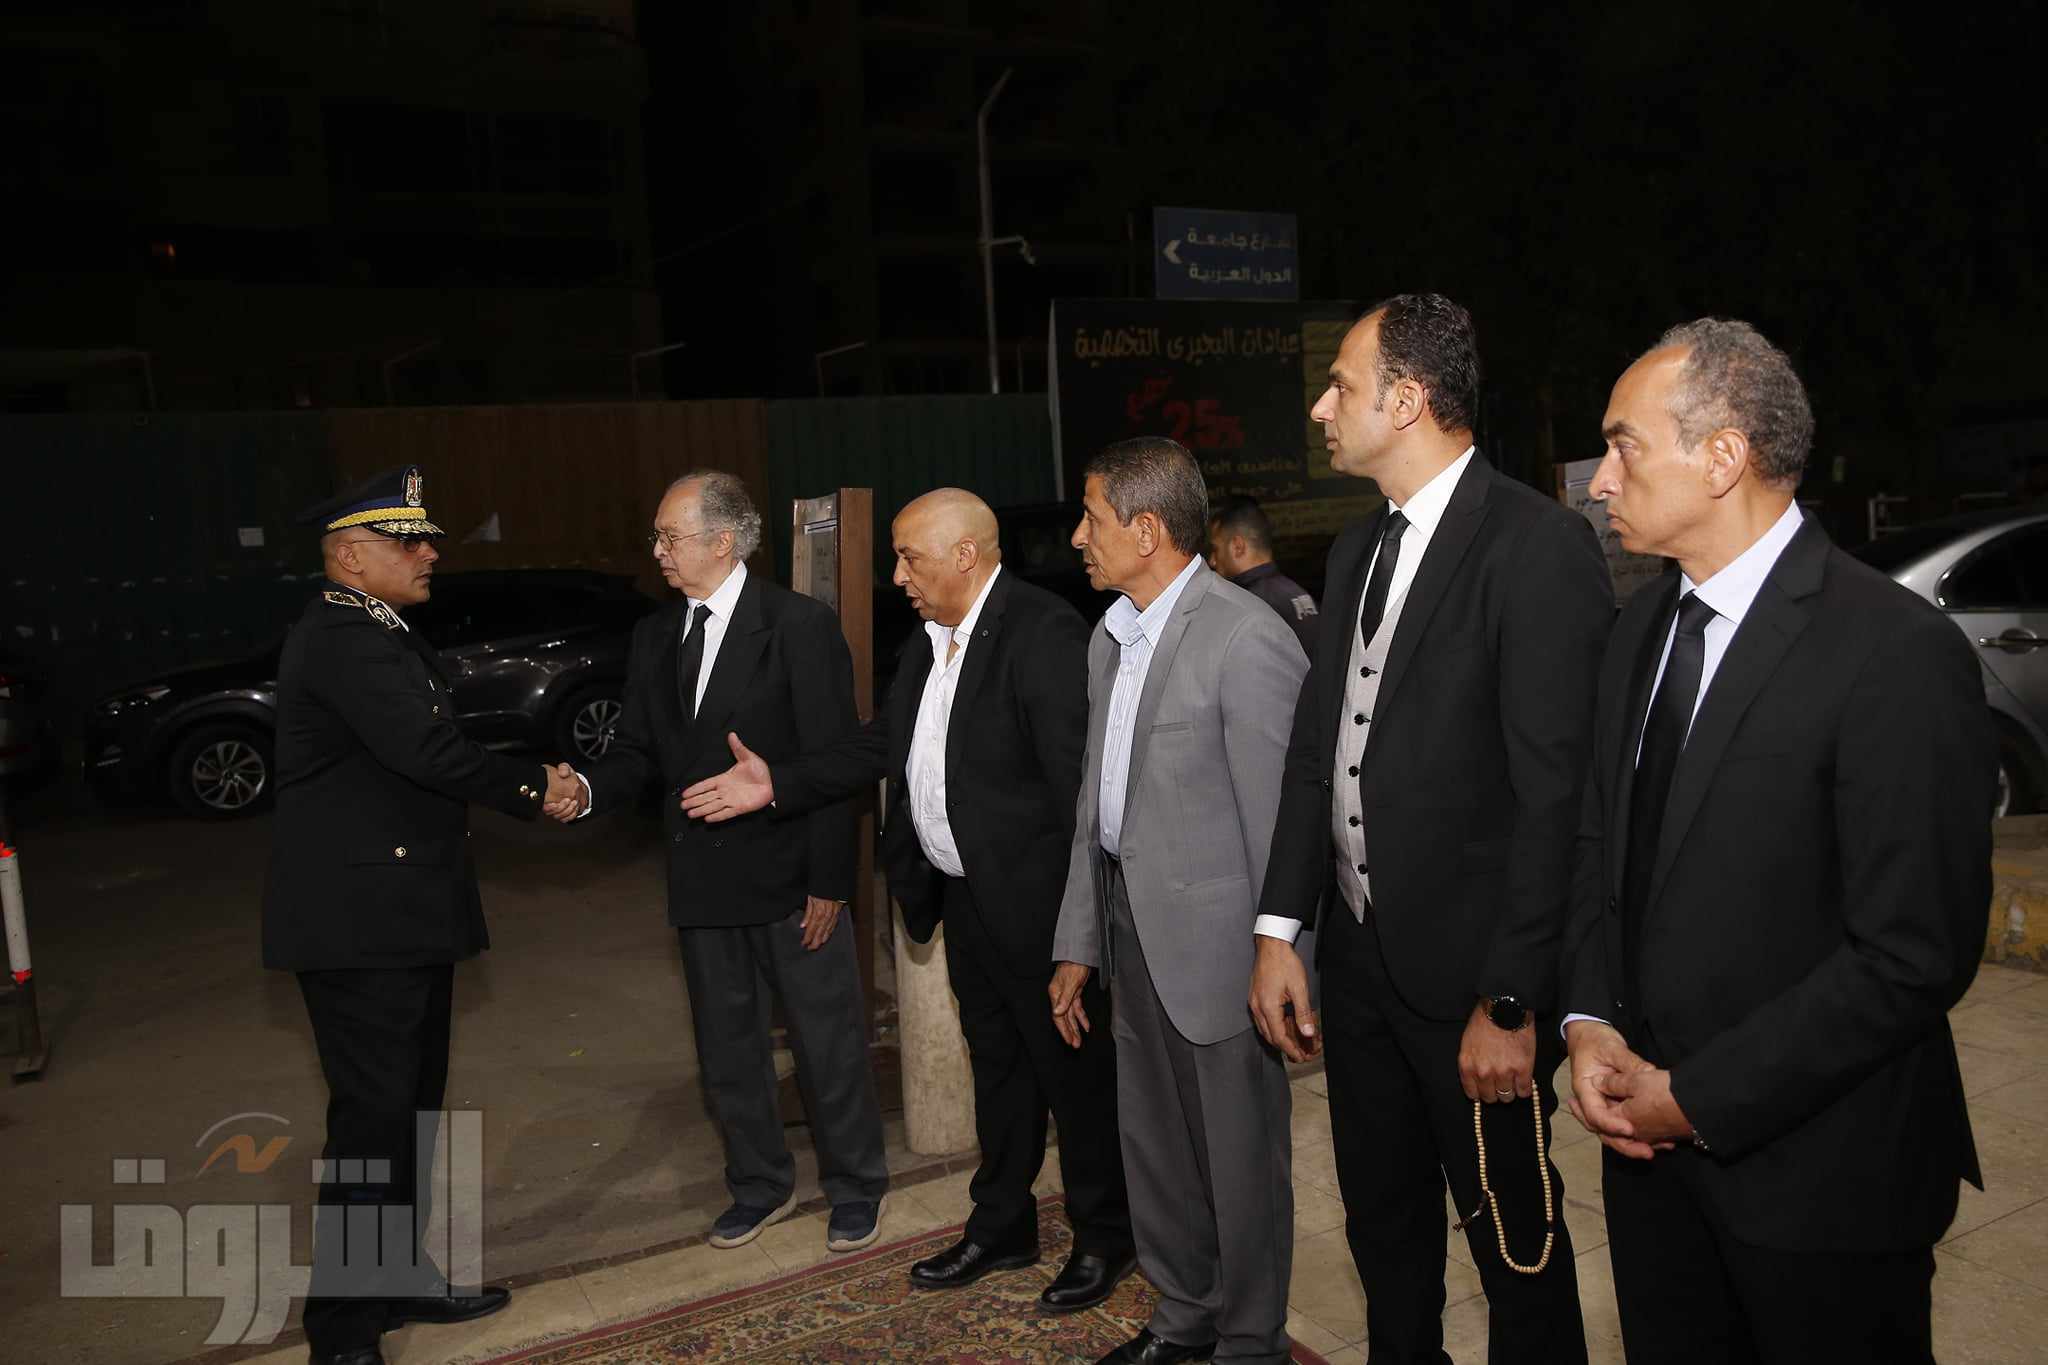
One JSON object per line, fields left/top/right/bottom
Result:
{"left": 683, "top": 559, "right": 748, "bottom": 713}
{"left": 1097, "top": 556, "right": 1203, "bottom": 857}
{"left": 575, "top": 560, "right": 749, "bottom": 816}
{"left": 1255, "top": 447, "right": 1474, "bottom": 943}
{"left": 1562, "top": 498, "right": 1805, "bottom": 1032}
{"left": 906, "top": 565, "right": 1002, "bottom": 877}
{"left": 1636, "top": 499, "right": 1805, "bottom": 754}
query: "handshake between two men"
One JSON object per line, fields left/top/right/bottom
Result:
{"left": 536, "top": 731, "right": 765, "bottom": 824}
{"left": 539, "top": 739, "right": 843, "bottom": 951}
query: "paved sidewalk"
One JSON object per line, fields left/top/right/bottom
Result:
{"left": 7, "top": 782, "right": 2045, "bottom": 1364}
{"left": 226, "top": 965, "right": 2048, "bottom": 1365}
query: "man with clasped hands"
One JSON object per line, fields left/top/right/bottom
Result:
{"left": 1560, "top": 320, "right": 1992, "bottom": 1364}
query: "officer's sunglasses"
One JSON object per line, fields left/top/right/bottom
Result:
{"left": 338, "top": 535, "right": 435, "bottom": 554}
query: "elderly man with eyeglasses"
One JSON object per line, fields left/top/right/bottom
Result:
{"left": 264, "top": 465, "right": 582, "bottom": 1365}
{"left": 550, "top": 470, "right": 889, "bottom": 1258}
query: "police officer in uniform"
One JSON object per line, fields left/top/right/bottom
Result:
{"left": 263, "top": 466, "right": 576, "bottom": 1365}
{"left": 1207, "top": 495, "right": 1321, "bottom": 658}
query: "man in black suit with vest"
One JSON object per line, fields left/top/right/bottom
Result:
{"left": 1561, "top": 320, "right": 1993, "bottom": 1363}
{"left": 678, "top": 488, "right": 1136, "bottom": 1310}
{"left": 549, "top": 470, "right": 889, "bottom": 1256}
{"left": 1250, "top": 295, "right": 1610, "bottom": 1364}
{"left": 265, "top": 466, "right": 578, "bottom": 1365}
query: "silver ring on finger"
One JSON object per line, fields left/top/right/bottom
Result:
{"left": 1494, "top": 1088, "right": 1513, "bottom": 1101}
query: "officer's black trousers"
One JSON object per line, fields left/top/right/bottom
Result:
{"left": 297, "top": 964, "right": 454, "bottom": 1357}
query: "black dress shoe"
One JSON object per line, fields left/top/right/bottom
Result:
{"left": 383, "top": 1284, "right": 512, "bottom": 1328}
{"left": 313, "top": 1349, "right": 385, "bottom": 1365}
{"left": 908, "top": 1234, "right": 1039, "bottom": 1290}
{"left": 1094, "top": 1328, "right": 1218, "bottom": 1364}
{"left": 1039, "top": 1247, "right": 1138, "bottom": 1312}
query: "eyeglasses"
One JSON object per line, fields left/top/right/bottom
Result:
{"left": 339, "top": 535, "right": 434, "bottom": 554}
{"left": 647, "top": 528, "right": 719, "bottom": 552}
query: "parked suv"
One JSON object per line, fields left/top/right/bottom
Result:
{"left": 85, "top": 570, "right": 655, "bottom": 819}
{"left": 1854, "top": 507, "right": 2048, "bottom": 816}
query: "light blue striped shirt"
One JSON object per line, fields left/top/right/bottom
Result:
{"left": 1097, "top": 556, "right": 1203, "bottom": 856}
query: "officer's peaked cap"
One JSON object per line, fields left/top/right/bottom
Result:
{"left": 298, "top": 465, "right": 446, "bottom": 538}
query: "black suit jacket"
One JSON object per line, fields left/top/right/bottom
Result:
{"left": 586, "top": 571, "right": 859, "bottom": 928}
{"left": 263, "top": 584, "right": 547, "bottom": 971}
{"left": 1257, "top": 454, "right": 1614, "bottom": 1021}
{"left": 769, "top": 570, "right": 1091, "bottom": 975}
{"left": 1563, "top": 516, "right": 1992, "bottom": 1251}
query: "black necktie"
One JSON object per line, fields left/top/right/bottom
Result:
{"left": 676, "top": 603, "right": 706, "bottom": 721}
{"left": 1623, "top": 591, "right": 1716, "bottom": 1007}
{"left": 1356, "top": 509, "right": 1410, "bottom": 652}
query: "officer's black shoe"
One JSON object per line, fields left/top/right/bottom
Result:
{"left": 1094, "top": 1328, "right": 1218, "bottom": 1364}
{"left": 1039, "top": 1247, "right": 1138, "bottom": 1312}
{"left": 383, "top": 1284, "right": 511, "bottom": 1328}
{"left": 908, "top": 1233, "right": 1039, "bottom": 1289}
{"left": 313, "top": 1348, "right": 385, "bottom": 1365}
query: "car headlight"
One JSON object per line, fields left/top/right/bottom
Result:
{"left": 97, "top": 684, "right": 173, "bottom": 716}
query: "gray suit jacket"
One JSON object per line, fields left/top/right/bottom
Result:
{"left": 1052, "top": 561, "right": 1310, "bottom": 1044}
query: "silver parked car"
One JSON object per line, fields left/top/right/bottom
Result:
{"left": 1855, "top": 507, "right": 2048, "bottom": 816}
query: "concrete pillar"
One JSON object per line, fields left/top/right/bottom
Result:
{"left": 893, "top": 903, "right": 977, "bottom": 1156}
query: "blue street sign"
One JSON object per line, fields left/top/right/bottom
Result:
{"left": 1153, "top": 206, "right": 1300, "bottom": 302}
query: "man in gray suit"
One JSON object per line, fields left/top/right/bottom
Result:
{"left": 1049, "top": 437, "right": 1310, "bottom": 1365}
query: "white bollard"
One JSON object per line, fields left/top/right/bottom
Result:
{"left": 892, "top": 902, "right": 977, "bottom": 1156}
{"left": 0, "top": 844, "right": 29, "bottom": 981}
{"left": 1, "top": 840, "right": 49, "bottom": 1078}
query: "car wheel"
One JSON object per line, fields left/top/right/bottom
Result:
{"left": 1995, "top": 730, "right": 2037, "bottom": 820}
{"left": 169, "top": 724, "right": 275, "bottom": 819}
{"left": 556, "top": 687, "right": 624, "bottom": 764}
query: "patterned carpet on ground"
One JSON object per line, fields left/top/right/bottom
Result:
{"left": 479, "top": 1194, "right": 1330, "bottom": 1364}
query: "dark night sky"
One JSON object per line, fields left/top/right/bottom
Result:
{"left": 642, "top": 0, "right": 2042, "bottom": 501}
{"left": 1102, "top": 1, "right": 2042, "bottom": 485}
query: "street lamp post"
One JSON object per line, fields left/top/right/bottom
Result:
{"left": 977, "top": 68, "right": 1033, "bottom": 396}
{"left": 628, "top": 340, "right": 690, "bottom": 399}
{"left": 814, "top": 341, "right": 870, "bottom": 396}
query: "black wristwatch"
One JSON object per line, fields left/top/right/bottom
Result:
{"left": 1483, "top": 995, "right": 1531, "bottom": 1031}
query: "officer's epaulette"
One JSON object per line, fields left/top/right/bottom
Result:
{"left": 320, "top": 589, "right": 404, "bottom": 630}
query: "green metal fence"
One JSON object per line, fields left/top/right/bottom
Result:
{"left": 0, "top": 413, "right": 333, "bottom": 705}
{"left": 761, "top": 395, "right": 1058, "bottom": 579}
{"left": 2, "top": 395, "right": 1060, "bottom": 751}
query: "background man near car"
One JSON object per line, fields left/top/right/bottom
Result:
{"left": 677, "top": 486, "right": 1137, "bottom": 1312}
{"left": 1208, "top": 495, "right": 1321, "bottom": 659}
{"left": 548, "top": 470, "right": 889, "bottom": 1258}
{"left": 1251, "top": 294, "right": 1610, "bottom": 1364}
{"left": 1051, "top": 436, "right": 1308, "bottom": 1365}
{"left": 1562, "top": 319, "right": 1993, "bottom": 1363}
{"left": 264, "top": 465, "right": 576, "bottom": 1365}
